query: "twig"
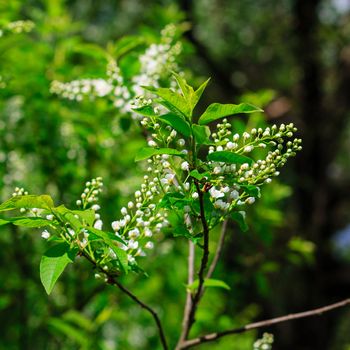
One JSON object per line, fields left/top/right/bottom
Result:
{"left": 178, "top": 298, "right": 350, "bottom": 349}
{"left": 111, "top": 278, "right": 168, "bottom": 350}
{"left": 177, "top": 241, "right": 195, "bottom": 347}
{"left": 82, "top": 252, "right": 168, "bottom": 350}
{"left": 178, "top": 182, "right": 210, "bottom": 344}
{"left": 206, "top": 219, "right": 228, "bottom": 280}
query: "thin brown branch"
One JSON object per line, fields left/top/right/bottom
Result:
{"left": 206, "top": 219, "right": 228, "bottom": 280}
{"left": 111, "top": 278, "right": 168, "bottom": 350}
{"left": 179, "top": 298, "right": 350, "bottom": 349}
{"left": 177, "top": 181, "right": 210, "bottom": 345}
{"left": 177, "top": 241, "right": 195, "bottom": 347}
{"left": 82, "top": 252, "right": 168, "bottom": 350}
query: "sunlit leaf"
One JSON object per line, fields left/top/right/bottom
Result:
{"left": 192, "top": 124, "right": 211, "bottom": 145}
{"left": 198, "top": 102, "right": 263, "bottom": 125}
{"left": 40, "top": 243, "right": 77, "bottom": 295}
{"left": 142, "top": 86, "right": 190, "bottom": 117}
{"left": 0, "top": 195, "right": 54, "bottom": 212}
{"left": 207, "top": 151, "right": 254, "bottom": 165}
{"left": 158, "top": 113, "right": 191, "bottom": 137}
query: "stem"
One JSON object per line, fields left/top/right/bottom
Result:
{"left": 178, "top": 298, "right": 350, "bottom": 349}
{"left": 82, "top": 252, "right": 168, "bottom": 350}
{"left": 206, "top": 219, "right": 228, "bottom": 280}
{"left": 177, "top": 241, "right": 195, "bottom": 347}
{"left": 177, "top": 181, "right": 210, "bottom": 347}
{"left": 112, "top": 278, "right": 169, "bottom": 350}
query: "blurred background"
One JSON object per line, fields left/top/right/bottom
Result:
{"left": 0, "top": 0, "right": 350, "bottom": 349}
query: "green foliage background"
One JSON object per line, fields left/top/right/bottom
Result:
{"left": 1, "top": 0, "right": 350, "bottom": 349}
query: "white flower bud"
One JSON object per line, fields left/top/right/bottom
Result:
{"left": 181, "top": 161, "right": 190, "bottom": 171}
{"left": 41, "top": 230, "right": 50, "bottom": 239}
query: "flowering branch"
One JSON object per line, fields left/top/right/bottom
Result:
{"left": 178, "top": 298, "right": 350, "bottom": 349}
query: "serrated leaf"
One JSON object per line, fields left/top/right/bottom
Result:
{"left": 0, "top": 195, "right": 54, "bottom": 212}
{"left": 172, "top": 73, "right": 210, "bottom": 115}
{"left": 207, "top": 151, "right": 254, "bottom": 165}
{"left": 192, "top": 124, "right": 212, "bottom": 145}
{"left": 135, "top": 147, "right": 185, "bottom": 161}
{"left": 172, "top": 72, "right": 194, "bottom": 99}
{"left": 40, "top": 243, "right": 77, "bottom": 295}
{"left": 187, "top": 278, "right": 231, "bottom": 291}
{"left": 231, "top": 211, "right": 249, "bottom": 232}
{"left": 142, "top": 86, "right": 190, "bottom": 117}
{"left": 158, "top": 113, "right": 191, "bottom": 137}
{"left": 198, "top": 102, "right": 263, "bottom": 125}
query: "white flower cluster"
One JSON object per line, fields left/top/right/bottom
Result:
{"left": 209, "top": 121, "right": 301, "bottom": 184}
{"left": 50, "top": 24, "right": 182, "bottom": 119}
{"left": 132, "top": 24, "right": 182, "bottom": 96}
{"left": 76, "top": 177, "right": 103, "bottom": 209}
{"left": 111, "top": 169, "right": 170, "bottom": 264}
{"left": 50, "top": 79, "right": 113, "bottom": 101}
{"left": 12, "top": 186, "right": 28, "bottom": 197}
{"left": 253, "top": 333, "right": 274, "bottom": 350}
{"left": 0, "top": 20, "right": 35, "bottom": 37}
{"left": 201, "top": 122, "right": 302, "bottom": 215}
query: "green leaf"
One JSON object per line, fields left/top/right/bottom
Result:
{"left": 158, "top": 192, "right": 190, "bottom": 210}
{"left": 158, "top": 113, "right": 191, "bottom": 137}
{"left": 187, "top": 278, "right": 231, "bottom": 291}
{"left": 172, "top": 72, "right": 194, "bottom": 100}
{"left": 72, "top": 43, "right": 108, "bottom": 61}
{"left": 207, "top": 151, "right": 254, "bottom": 165}
{"left": 112, "top": 35, "right": 145, "bottom": 59}
{"left": 198, "top": 102, "right": 263, "bottom": 125}
{"left": 194, "top": 78, "right": 210, "bottom": 104}
{"left": 231, "top": 211, "right": 249, "bottom": 232}
{"left": 53, "top": 206, "right": 82, "bottom": 231}
{"left": 142, "top": 86, "right": 190, "bottom": 117}
{"left": 135, "top": 147, "right": 185, "bottom": 161}
{"left": 173, "top": 225, "right": 201, "bottom": 243}
{"left": 86, "top": 228, "right": 128, "bottom": 272}
{"left": 40, "top": 243, "right": 77, "bottom": 295}
{"left": 192, "top": 124, "right": 212, "bottom": 145}
{"left": 72, "top": 209, "right": 95, "bottom": 226}
{"left": 86, "top": 227, "right": 125, "bottom": 245}
{"left": 132, "top": 105, "right": 157, "bottom": 117}
{"left": 172, "top": 73, "right": 210, "bottom": 114}
{"left": 5, "top": 216, "right": 53, "bottom": 228}
{"left": 0, "top": 195, "right": 54, "bottom": 212}
{"left": 48, "top": 318, "right": 90, "bottom": 347}
{"left": 240, "top": 184, "right": 261, "bottom": 198}
{"left": 189, "top": 170, "right": 209, "bottom": 181}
